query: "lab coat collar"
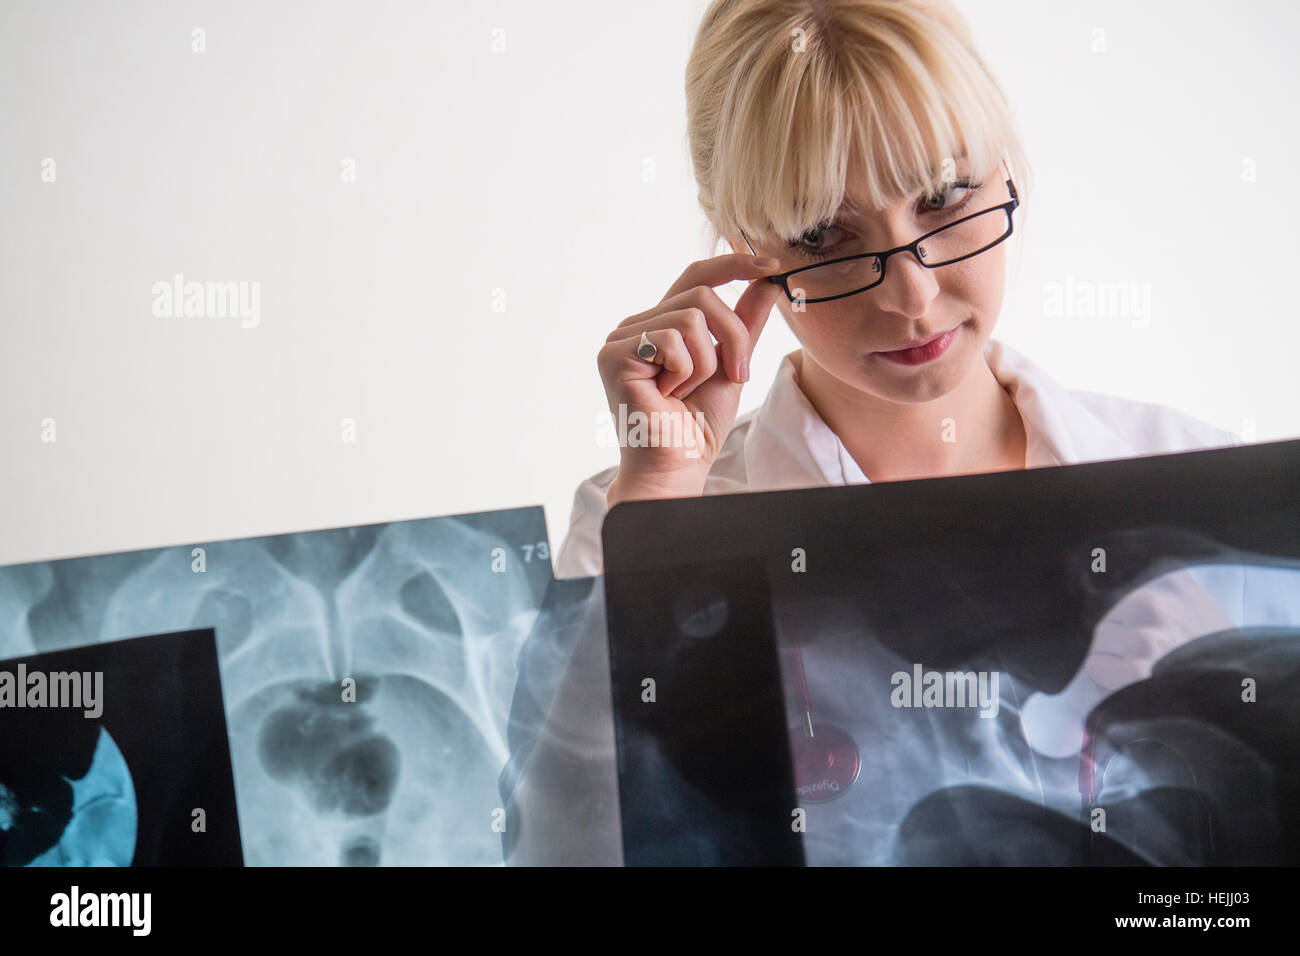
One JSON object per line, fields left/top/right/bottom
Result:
{"left": 741, "top": 338, "right": 1138, "bottom": 489}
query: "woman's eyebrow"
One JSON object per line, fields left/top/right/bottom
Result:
{"left": 837, "top": 173, "right": 973, "bottom": 217}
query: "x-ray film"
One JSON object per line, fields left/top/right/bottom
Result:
{"left": 602, "top": 439, "right": 1300, "bottom": 865}
{"left": 0, "top": 507, "right": 555, "bottom": 865}
{"left": 497, "top": 573, "right": 603, "bottom": 864}
{"left": 0, "top": 627, "right": 241, "bottom": 866}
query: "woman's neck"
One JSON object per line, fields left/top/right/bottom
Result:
{"left": 792, "top": 348, "right": 1027, "bottom": 484}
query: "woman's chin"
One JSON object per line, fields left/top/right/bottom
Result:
{"left": 858, "top": 335, "right": 980, "bottom": 402}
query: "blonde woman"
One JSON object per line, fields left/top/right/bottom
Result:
{"left": 554, "top": 0, "right": 1237, "bottom": 580}
{"left": 510, "top": 0, "right": 1242, "bottom": 865}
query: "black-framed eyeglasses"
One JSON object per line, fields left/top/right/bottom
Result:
{"left": 740, "top": 178, "right": 1019, "bottom": 304}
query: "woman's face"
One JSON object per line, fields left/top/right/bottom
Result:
{"left": 739, "top": 160, "right": 1012, "bottom": 406}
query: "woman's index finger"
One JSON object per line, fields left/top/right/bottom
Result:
{"left": 662, "top": 253, "right": 782, "bottom": 302}
{"left": 731, "top": 269, "right": 786, "bottom": 356}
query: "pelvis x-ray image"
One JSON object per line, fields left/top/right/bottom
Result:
{"left": 0, "top": 507, "right": 556, "bottom": 865}
{"left": 602, "top": 439, "right": 1300, "bottom": 865}
{"left": 0, "top": 628, "right": 241, "bottom": 866}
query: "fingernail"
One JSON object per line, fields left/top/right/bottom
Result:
{"left": 754, "top": 256, "right": 779, "bottom": 268}
{"left": 739, "top": 357, "right": 750, "bottom": 382}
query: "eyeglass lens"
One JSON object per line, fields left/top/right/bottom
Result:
{"left": 786, "top": 206, "right": 1012, "bottom": 302}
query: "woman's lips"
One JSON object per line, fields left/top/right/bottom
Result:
{"left": 875, "top": 327, "right": 957, "bottom": 366}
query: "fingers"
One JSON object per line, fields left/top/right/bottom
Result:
{"left": 599, "top": 253, "right": 785, "bottom": 406}
{"left": 597, "top": 320, "right": 696, "bottom": 399}
{"left": 610, "top": 286, "right": 749, "bottom": 388}
{"left": 732, "top": 264, "right": 786, "bottom": 358}
{"left": 621, "top": 308, "right": 718, "bottom": 398}
{"left": 661, "top": 253, "right": 782, "bottom": 302}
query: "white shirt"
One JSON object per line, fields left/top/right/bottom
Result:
{"left": 554, "top": 337, "right": 1243, "bottom": 579}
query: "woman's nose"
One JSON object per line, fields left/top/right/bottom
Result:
{"left": 871, "top": 249, "right": 941, "bottom": 320}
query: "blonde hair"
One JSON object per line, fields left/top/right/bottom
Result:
{"left": 685, "top": 0, "right": 1032, "bottom": 254}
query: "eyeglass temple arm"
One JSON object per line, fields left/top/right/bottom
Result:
{"left": 737, "top": 229, "right": 788, "bottom": 285}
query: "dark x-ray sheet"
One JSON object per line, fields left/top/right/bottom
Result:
{"left": 0, "top": 627, "right": 241, "bottom": 865}
{"left": 0, "top": 507, "right": 556, "bottom": 865}
{"left": 602, "top": 439, "right": 1300, "bottom": 865}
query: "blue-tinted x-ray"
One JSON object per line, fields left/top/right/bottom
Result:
{"left": 1, "top": 728, "right": 136, "bottom": 867}
{"left": 0, "top": 627, "right": 239, "bottom": 865}
{"left": 497, "top": 574, "right": 601, "bottom": 865}
{"left": 0, "top": 507, "right": 555, "bottom": 865}
{"left": 25, "top": 728, "right": 137, "bottom": 867}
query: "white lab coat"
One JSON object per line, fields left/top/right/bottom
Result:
{"left": 553, "top": 338, "right": 1243, "bottom": 579}
{"left": 511, "top": 338, "right": 1263, "bottom": 866}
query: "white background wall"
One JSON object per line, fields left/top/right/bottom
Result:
{"left": 2, "top": 0, "right": 1297, "bottom": 568}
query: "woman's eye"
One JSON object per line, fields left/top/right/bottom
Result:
{"left": 919, "top": 180, "right": 979, "bottom": 213}
{"left": 789, "top": 223, "right": 846, "bottom": 257}
{"left": 787, "top": 180, "right": 983, "bottom": 262}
